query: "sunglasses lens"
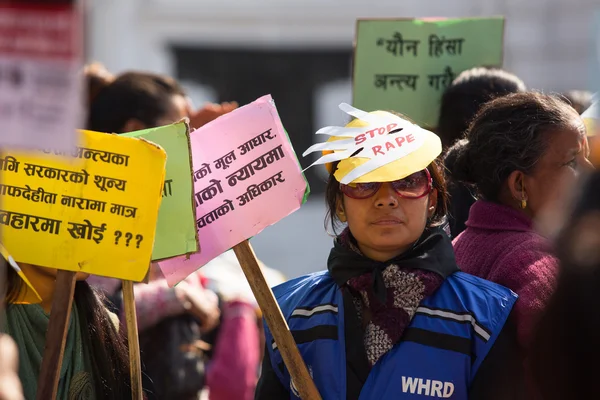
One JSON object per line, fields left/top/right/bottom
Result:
{"left": 341, "top": 182, "right": 380, "bottom": 199}
{"left": 392, "top": 170, "right": 430, "bottom": 198}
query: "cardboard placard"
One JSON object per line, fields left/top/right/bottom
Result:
{"left": 122, "top": 121, "right": 199, "bottom": 261}
{"left": 159, "top": 95, "right": 309, "bottom": 285}
{"left": 353, "top": 17, "right": 505, "bottom": 128}
{"left": 0, "top": 130, "right": 166, "bottom": 281}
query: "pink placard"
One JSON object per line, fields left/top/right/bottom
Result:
{"left": 159, "top": 95, "right": 307, "bottom": 285}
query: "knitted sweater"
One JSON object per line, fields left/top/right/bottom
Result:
{"left": 453, "top": 200, "right": 558, "bottom": 351}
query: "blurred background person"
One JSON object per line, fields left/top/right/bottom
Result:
{"left": 85, "top": 67, "right": 261, "bottom": 400}
{"left": 439, "top": 67, "right": 526, "bottom": 238}
{"left": 87, "top": 68, "right": 238, "bottom": 134}
{"left": 448, "top": 92, "right": 592, "bottom": 395}
{"left": 530, "top": 169, "right": 600, "bottom": 400}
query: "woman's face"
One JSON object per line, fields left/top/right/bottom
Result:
{"left": 340, "top": 182, "right": 437, "bottom": 261}
{"left": 524, "top": 121, "right": 592, "bottom": 218}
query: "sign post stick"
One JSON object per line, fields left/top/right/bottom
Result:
{"left": 122, "top": 280, "right": 143, "bottom": 400}
{"left": 36, "top": 270, "right": 77, "bottom": 400}
{"left": 233, "top": 240, "right": 321, "bottom": 400}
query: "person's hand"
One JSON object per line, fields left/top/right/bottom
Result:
{"left": 188, "top": 102, "right": 238, "bottom": 130}
{"left": 0, "top": 334, "right": 23, "bottom": 400}
{"left": 175, "top": 283, "right": 221, "bottom": 333}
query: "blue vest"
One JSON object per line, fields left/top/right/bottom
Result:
{"left": 264, "top": 271, "right": 517, "bottom": 399}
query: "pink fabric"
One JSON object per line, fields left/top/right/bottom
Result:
{"left": 206, "top": 300, "right": 259, "bottom": 400}
{"left": 90, "top": 274, "right": 262, "bottom": 399}
{"left": 453, "top": 200, "right": 558, "bottom": 351}
{"left": 88, "top": 272, "right": 204, "bottom": 332}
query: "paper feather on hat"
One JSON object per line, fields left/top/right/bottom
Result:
{"left": 302, "top": 103, "right": 442, "bottom": 184}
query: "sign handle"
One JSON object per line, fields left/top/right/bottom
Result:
{"left": 122, "top": 280, "right": 143, "bottom": 400}
{"left": 233, "top": 240, "right": 322, "bottom": 400}
{"left": 36, "top": 270, "right": 77, "bottom": 400}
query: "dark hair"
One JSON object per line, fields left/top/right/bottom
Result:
{"left": 559, "top": 90, "right": 593, "bottom": 114}
{"left": 325, "top": 159, "right": 449, "bottom": 236}
{"left": 87, "top": 71, "right": 186, "bottom": 133}
{"left": 445, "top": 92, "right": 582, "bottom": 202}
{"left": 437, "top": 67, "right": 526, "bottom": 148}
{"left": 529, "top": 171, "right": 600, "bottom": 399}
{"left": 84, "top": 62, "right": 114, "bottom": 107}
{"left": 5, "top": 268, "right": 132, "bottom": 399}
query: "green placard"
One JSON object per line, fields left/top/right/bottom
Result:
{"left": 123, "top": 121, "right": 199, "bottom": 260}
{"left": 353, "top": 17, "right": 505, "bottom": 128}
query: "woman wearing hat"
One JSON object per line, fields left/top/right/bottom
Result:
{"left": 255, "top": 105, "right": 523, "bottom": 400}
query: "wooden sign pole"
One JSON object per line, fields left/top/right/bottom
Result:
{"left": 122, "top": 280, "right": 143, "bottom": 400}
{"left": 233, "top": 240, "right": 321, "bottom": 400}
{"left": 36, "top": 270, "right": 77, "bottom": 400}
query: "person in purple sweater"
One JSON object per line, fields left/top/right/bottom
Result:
{"left": 447, "top": 92, "right": 592, "bottom": 364}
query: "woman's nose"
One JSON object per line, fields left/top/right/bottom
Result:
{"left": 374, "top": 183, "right": 399, "bottom": 208}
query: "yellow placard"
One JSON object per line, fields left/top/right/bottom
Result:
{"left": 0, "top": 130, "right": 167, "bottom": 281}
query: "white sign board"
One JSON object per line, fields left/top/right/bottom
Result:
{"left": 0, "top": 1, "right": 82, "bottom": 150}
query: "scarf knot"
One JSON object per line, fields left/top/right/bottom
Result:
{"left": 328, "top": 227, "right": 457, "bottom": 367}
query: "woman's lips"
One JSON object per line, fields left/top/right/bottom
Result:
{"left": 372, "top": 217, "right": 403, "bottom": 225}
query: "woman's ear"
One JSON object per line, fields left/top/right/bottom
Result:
{"left": 428, "top": 188, "right": 438, "bottom": 217}
{"left": 507, "top": 170, "right": 527, "bottom": 207}
{"left": 336, "top": 196, "right": 347, "bottom": 223}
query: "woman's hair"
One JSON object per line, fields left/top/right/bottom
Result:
{"left": 445, "top": 92, "right": 582, "bottom": 202}
{"left": 87, "top": 71, "right": 186, "bottom": 133}
{"left": 437, "top": 67, "right": 526, "bottom": 148}
{"left": 84, "top": 62, "right": 114, "bottom": 107}
{"left": 324, "top": 159, "right": 449, "bottom": 235}
{"left": 529, "top": 171, "right": 600, "bottom": 399}
{"left": 5, "top": 269, "right": 132, "bottom": 399}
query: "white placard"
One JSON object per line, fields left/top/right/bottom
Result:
{"left": 0, "top": 1, "right": 82, "bottom": 151}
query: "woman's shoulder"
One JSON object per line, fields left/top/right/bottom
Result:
{"left": 494, "top": 231, "right": 557, "bottom": 271}
{"left": 272, "top": 270, "right": 333, "bottom": 297}
{"left": 270, "top": 271, "right": 336, "bottom": 316}
{"left": 273, "top": 270, "right": 332, "bottom": 292}
{"left": 456, "top": 227, "right": 555, "bottom": 266}
{"left": 456, "top": 224, "right": 546, "bottom": 247}
{"left": 421, "top": 272, "right": 517, "bottom": 363}
{"left": 477, "top": 232, "right": 558, "bottom": 304}
{"left": 439, "top": 272, "right": 518, "bottom": 308}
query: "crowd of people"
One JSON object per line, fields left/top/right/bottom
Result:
{"left": 1, "top": 58, "right": 599, "bottom": 400}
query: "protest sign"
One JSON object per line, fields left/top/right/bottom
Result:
{"left": 123, "top": 121, "right": 199, "bottom": 261}
{"left": 353, "top": 17, "right": 505, "bottom": 128}
{"left": 0, "top": 130, "right": 167, "bottom": 281}
{"left": 158, "top": 95, "right": 308, "bottom": 285}
{"left": 0, "top": 1, "right": 83, "bottom": 150}
{"left": 158, "top": 95, "right": 317, "bottom": 397}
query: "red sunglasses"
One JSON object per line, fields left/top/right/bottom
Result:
{"left": 340, "top": 169, "right": 432, "bottom": 200}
